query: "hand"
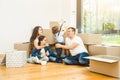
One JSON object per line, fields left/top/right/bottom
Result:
{"left": 40, "top": 45, "right": 45, "bottom": 49}
{"left": 41, "top": 53, "right": 46, "bottom": 57}
{"left": 46, "top": 51, "right": 49, "bottom": 56}
{"left": 55, "top": 44, "right": 62, "bottom": 48}
{"left": 45, "top": 43, "right": 49, "bottom": 46}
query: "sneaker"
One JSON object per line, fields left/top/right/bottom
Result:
{"left": 33, "top": 56, "right": 41, "bottom": 63}
{"left": 27, "top": 57, "right": 34, "bottom": 63}
{"left": 61, "top": 54, "right": 66, "bottom": 59}
{"left": 55, "top": 58, "right": 62, "bottom": 63}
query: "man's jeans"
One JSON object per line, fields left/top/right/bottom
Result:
{"left": 64, "top": 52, "right": 89, "bottom": 65}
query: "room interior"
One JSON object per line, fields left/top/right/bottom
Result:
{"left": 0, "top": 0, "right": 120, "bottom": 80}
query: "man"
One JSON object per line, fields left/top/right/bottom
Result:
{"left": 55, "top": 27, "right": 89, "bottom": 65}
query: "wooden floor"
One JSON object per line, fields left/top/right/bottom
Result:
{"left": 0, "top": 62, "right": 117, "bottom": 80}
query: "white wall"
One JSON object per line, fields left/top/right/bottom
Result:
{"left": 0, "top": 0, "right": 75, "bottom": 51}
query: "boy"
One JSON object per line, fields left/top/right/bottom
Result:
{"left": 52, "top": 26, "right": 65, "bottom": 63}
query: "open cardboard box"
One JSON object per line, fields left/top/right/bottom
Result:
{"left": 85, "top": 55, "right": 120, "bottom": 78}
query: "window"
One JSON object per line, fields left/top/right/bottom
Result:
{"left": 82, "top": 0, "right": 120, "bottom": 44}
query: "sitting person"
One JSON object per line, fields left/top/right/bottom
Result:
{"left": 31, "top": 35, "right": 49, "bottom": 63}
{"left": 52, "top": 26, "right": 65, "bottom": 63}
{"left": 56, "top": 27, "right": 89, "bottom": 65}
{"left": 28, "top": 26, "right": 57, "bottom": 63}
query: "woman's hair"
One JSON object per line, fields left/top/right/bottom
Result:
{"left": 29, "top": 26, "right": 43, "bottom": 55}
{"left": 30, "top": 26, "right": 43, "bottom": 43}
{"left": 38, "top": 35, "right": 46, "bottom": 46}
{"left": 52, "top": 26, "right": 59, "bottom": 34}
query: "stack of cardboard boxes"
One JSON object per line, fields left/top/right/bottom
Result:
{"left": 77, "top": 33, "right": 120, "bottom": 78}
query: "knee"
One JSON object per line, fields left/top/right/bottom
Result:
{"left": 64, "top": 58, "right": 71, "bottom": 64}
{"left": 49, "top": 56, "right": 56, "bottom": 62}
{"left": 44, "top": 56, "right": 49, "bottom": 61}
{"left": 79, "top": 53, "right": 89, "bottom": 65}
{"left": 79, "top": 57, "right": 89, "bottom": 65}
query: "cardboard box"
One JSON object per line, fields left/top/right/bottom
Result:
{"left": 43, "top": 29, "right": 56, "bottom": 44}
{"left": 0, "top": 54, "right": 6, "bottom": 65}
{"left": 84, "top": 44, "right": 89, "bottom": 51}
{"left": 88, "top": 44, "right": 120, "bottom": 57}
{"left": 77, "top": 34, "right": 102, "bottom": 45}
{"left": 6, "top": 50, "right": 27, "bottom": 67}
{"left": 50, "top": 21, "right": 59, "bottom": 29}
{"left": 14, "top": 42, "right": 30, "bottom": 58}
{"left": 85, "top": 55, "right": 120, "bottom": 78}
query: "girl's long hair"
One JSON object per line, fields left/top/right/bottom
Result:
{"left": 28, "top": 26, "right": 43, "bottom": 56}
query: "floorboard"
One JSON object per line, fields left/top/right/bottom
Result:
{"left": 0, "top": 62, "right": 117, "bottom": 80}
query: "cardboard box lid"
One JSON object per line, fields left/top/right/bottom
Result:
{"left": 84, "top": 55, "right": 120, "bottom": 63}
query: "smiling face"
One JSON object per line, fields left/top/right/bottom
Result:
{"left": 38, "top": 36, "right": 47, "bottom": 46}
{"left": 38, "top": 27, "right": 43, "bottom": 36}
{"left": 67, "top": 28, "right": 75, "bottom": 38}
{"left": 40, "top": 37, "right": 47, "bottom": 45}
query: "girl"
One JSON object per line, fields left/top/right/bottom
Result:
{"left": 32, "top": 36, "right": 49, "bottom": 63}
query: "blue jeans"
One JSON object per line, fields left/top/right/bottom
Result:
{"left": 31, "top": 48, "right": 41, "bottom": 59}
{"left": 64, "top": 52, "right": 89, "bottom": 65}
{"left": 31, "top": 46, "right": 57, "bottom": 62}
{"left": 45, "top": 46, "right": 57, "bottom": 57}
{"left": 55, "top": 42, "right": 64, "bottom": 59}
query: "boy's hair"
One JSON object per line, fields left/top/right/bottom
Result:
{"left": 38, "top": 35, "right": 46, "bottom": 45}
{"left": 52, "top": 26, "right": 59, "bottom": 34}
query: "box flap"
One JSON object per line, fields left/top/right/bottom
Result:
{"left": 84, "top": 55, "right": 120, "bottom": 63}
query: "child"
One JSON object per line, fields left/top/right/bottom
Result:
{"left": 31, "top": 36, "right": 49, "bottom": 63}
{"left": 52, "top": 26, "right": 65, "bottom": 63}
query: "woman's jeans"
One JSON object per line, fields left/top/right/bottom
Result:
{"left": 64, "top": 52, "right": 89, "bottom": 65}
